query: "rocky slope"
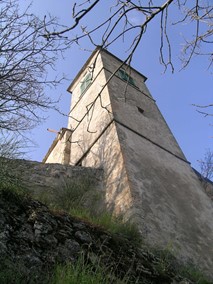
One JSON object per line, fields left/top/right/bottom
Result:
{"left": 0, "top": 189, "right": 211, "bottom": 284}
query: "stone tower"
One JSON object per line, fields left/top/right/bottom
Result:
{"left": 44, "top": 47, "right": 213, "bottom": 275}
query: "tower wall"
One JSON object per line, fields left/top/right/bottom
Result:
{"left": 67, "top": 52, "right": 113, "bottom": 165}
{"left": 66, "top": 50, "right": 133, "bottom": 216}
{"left": 44, "top": 48, "right": 213, "bottom": 276}
{"left": 43, "top": 129, "right": 71, "bottom": 164}
{"left": 99, "top": 50, "right": 213, "bottom": 272}
{"left": 100, "top": 50, "right": 186, "bottom": 160}
{"left": 116, "top": 122, "right": 213, "bottom": 269}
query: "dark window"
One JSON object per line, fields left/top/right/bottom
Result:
{"left": 80, "top": 73, "right": 92, "bottom": 95}
{"left": 118, "top": 69, "right": 136, "bottom": 86}
{"left": 137, "top": 107, "right": 144, "bottom": 114}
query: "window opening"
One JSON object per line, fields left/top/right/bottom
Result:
{"left": 118, "top": 69, "right": 136, "bottom": 86}
{"left": 80, "top": 73, "right": 92, "bottom": 95}
{"left": 137, "top": 107, "right": 144, "bottom": 114}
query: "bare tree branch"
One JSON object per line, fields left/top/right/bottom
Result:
{"left": 198, "top": 148, "right": 213, "bottom": 181}
{"left": 192, "top": 103, "right": 213, "bottom": 117}
{"left": 0, "top": 0, "right": 70, "bottom": 134}
{"left": 41, "top": 1, "right": 213, "bottom": 125}
{"left": 42, "top": 0, "right": 212, "bottom": 73}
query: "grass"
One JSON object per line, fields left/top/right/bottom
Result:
{"left": 75, "top": 210, "right": 141, "bottom": 244}
{"left": 178, "top": 265, "right": 212, "bottom": 284}
{"left": 0, "top": 166, "right": 28, "bottom": 205}
{"left": 150, "top": 245, "right": 212, "bottom": 284}
{"left": 0, "top": 166, "right": 141, "bottom": 244}
{"left": 35, "top": 178, "right": 142, "bottom": 245}
{"left": 51, "top": 254, "right": 127, "bottom": 284}
{"left": 50, "top": 250, "right": 213, "bottom": 284}
{"left": 0, "top": 157, "right": 27, "bottom": 199}
{"left": 0, "top": 257, "right": 49, "bottom": 284}
{"left": 0, "top": 169, "right": 212, "bottom": 284}
{"left": 35, "top": 176, "right": 99, "bottom": 212}
{"left": 0, "top": 259, "right": 24, "bottom": 284}
{"left": 0, "top": 250, "right": 211, "bottom": 284}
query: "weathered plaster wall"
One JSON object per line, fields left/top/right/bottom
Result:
{"left": 116, "top": 123, "right": 213, "bottom": 271}
{"left": 100, "top": 51, "right": 186, "bottom": 160}
{"left": 193, "top": 168, "right": 213, "bottom": 201}
{"left": 67, "top": 52, "right": 113, "bottom": 166}
{"left": 99, "top": 50, "right": 213, "bottom": 273}
{"left": 44, "top": 129, "right": 72, "bottom": 164}
{"left": 65, "top": 50, "right": 133, "bottom": 218}
{"left": 80, "top": 122, "right": 133, "bottom": 218}
{"left": 43, "top": 48, "right": 213, "bottom": 276}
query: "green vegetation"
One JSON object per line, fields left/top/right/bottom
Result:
{"left": 0, "top": 169, "right": 212, "bottom": 284}
{"left": 51, "top": 253, "right": 128, "bottom": 284}
{"left": 36, "top": 178, "right": 142, "bottom": 245}
{"left": 0, "top": 258, "right": 24, "bottom": 284}
{"left": 0, "top": 251, "right": 211, "bottom": 284}
{"left": 35, "top": 176, "right": 99, "bottom": 212}
{"left": 0, "top": 257, "right": 48, "bottom": 284}
{"left": 67, "top": 207, "right": 141, "bottom": 245}
{"left": 0, "top": 158, "right": 20, "bottom": 189}
{"left": 179, "top": 266, "right": 212, "bottom": 284}
{"left": 0, "top": 159, "right": 28, "bottom": 202}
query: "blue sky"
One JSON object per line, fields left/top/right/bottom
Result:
{"left": 27, "top": 1, "right": 212, "bottom": 172}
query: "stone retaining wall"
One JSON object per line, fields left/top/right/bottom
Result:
{"left": 0, "top": 158, "right": 104, "bottom": 210}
